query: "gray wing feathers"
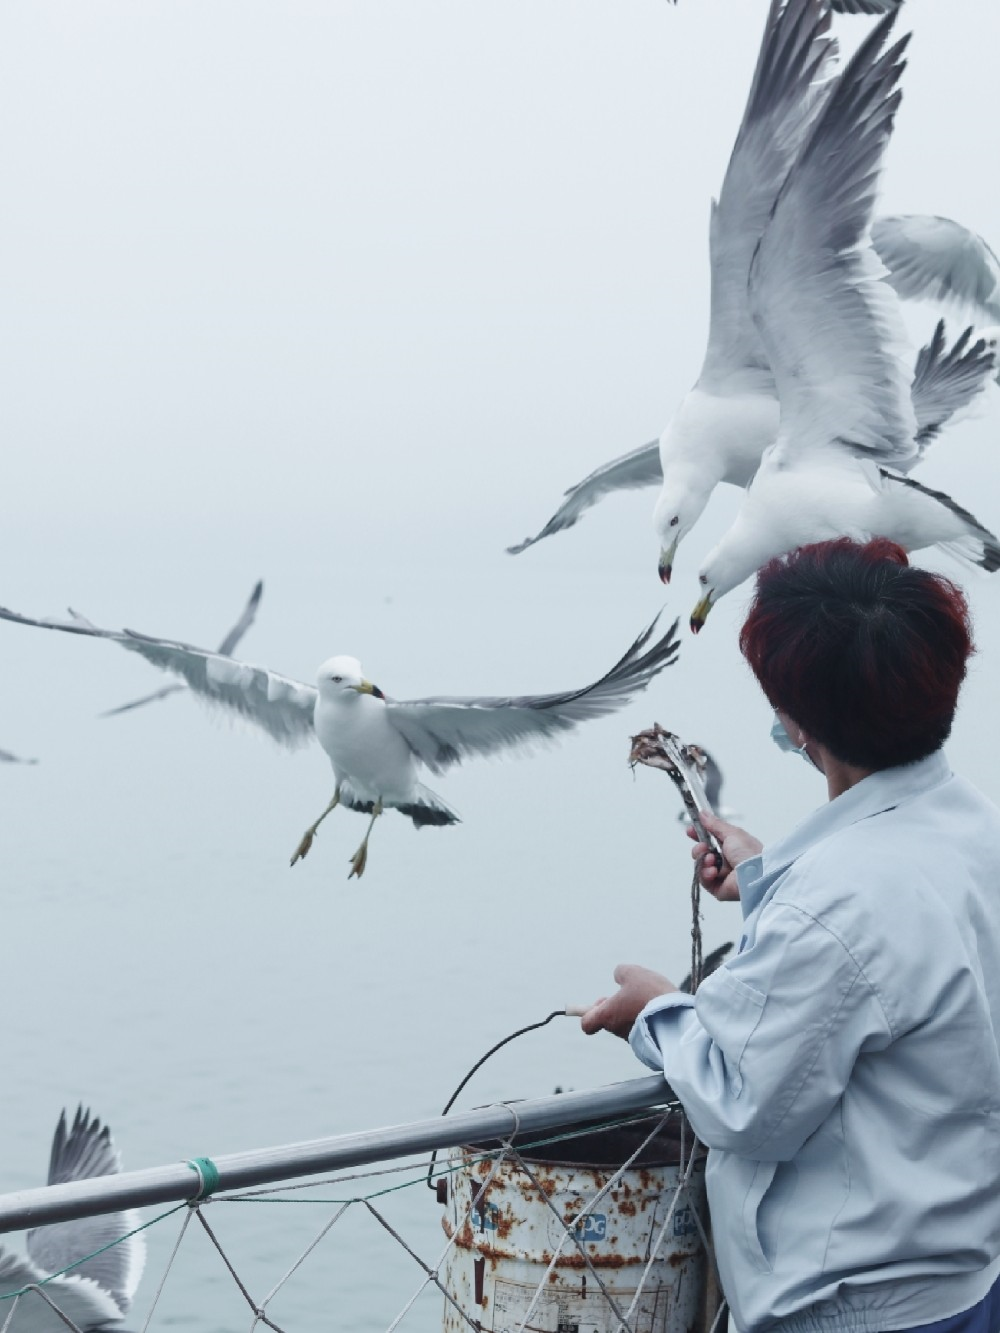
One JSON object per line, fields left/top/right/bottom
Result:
{"left": 700, "top": 751, "right": 724, "bottom": 811}
{"left": 0, "top": 1250, "right": 125, "bottom": 1329}
{"left": 0, "top": 604, "right": 317, "bottom": 749}
{"left": 24, "top": 1109, "right": 146, "bottom": 1317}
{"left": 749, "top": 12, "right": 916, "bottom": 465}
{"left": 872, "top": 214, "right": 1000, "bottom": 324}
{"left": 880, "top": 470, "right": 1000, "bottom": 572}
{"left": 832, "top": 0, "right": 901, "bottom": 12}
{"left": 99, "top": 682, "right": 188, "bottom": 717}
{"left": 216, "top": 580, "right": 264, "bottom": 655}
{"left": 387, "top": 616, "right": 681, "bottom": 774}
{"left": 101, "top": 581, "right": 264, "bottom": 716}
{"left": 909, "top": 321, "right": 997, "bottom": 454}
{"left": 699, "top": 0, "right": 836, "bottom": 387}
{"left": 506, "top": 442, "right": 661, "bottom": 554}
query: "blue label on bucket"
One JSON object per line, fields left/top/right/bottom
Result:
{"left": 472, "top": 1202, "right": 499, "bottom": 1232}
{"left": 673, "top": 1204, "right": 698, "bottom": 1238}
{"left": 575, "top": 1213, "right": 607, "bottom": 1241}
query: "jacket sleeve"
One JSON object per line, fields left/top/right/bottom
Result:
{"left": 630, "top": 901, "right": 892, "bottom": 1160}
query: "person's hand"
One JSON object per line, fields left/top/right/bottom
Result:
{"left": 580, "top": 964, "right": 677, "bottom": 1039}
{"left": 687, "top": 812, "right": 762, "bottom": 903}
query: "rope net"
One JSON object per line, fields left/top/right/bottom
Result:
{"left": 0, "top": 1105, "right": 723, "bottom": 1333}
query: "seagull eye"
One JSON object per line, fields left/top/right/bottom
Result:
{"left": 669, "top": 516, "right": 679, "bottom": 527}
{"left": 331, "top": 675, "right": 342, "bottom": 683}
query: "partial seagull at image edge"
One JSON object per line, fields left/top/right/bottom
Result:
{"left": 0, "top": 1108, "right": 145, "bottom": 1333}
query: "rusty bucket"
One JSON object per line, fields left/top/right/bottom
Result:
{"left": 439, "top": 1115, "right": 710, "bottom": 1333}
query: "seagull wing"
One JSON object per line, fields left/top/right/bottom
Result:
{"left": 908, "top": 320, "right": 997, "bottom": 455}
{"left": 26, "top": 1110, "right": 145, "bottom": 1316}
{"left": 0, "top": 604, "right": 317, "bottom": 749}
{"left": 386, "top": 617, "right": 680, "bottom": 775}
{"left": 872, "top": 214, "right": 1000, "bottom": 325}
{"left": 97, "top": 582, "right": 265, "bottom": 717}
{"left": 748, "top": 12, "right": 917, "bottom": 468}
{"left": 99, "top": 682, "right": 189, "bottom": 717}
{"left": 506, "top": 442, "right": 661, "bottom": 554}
{"left": 216, "top": 580, "right": 264, "bottom": 656}
{"left": 832, "top": 0, "right": 901, "bottom": 12}
{"left": 700, "top": 750, "right": 724, "bottom": 812}
{"left": 0, "top": 747, "right": 38, "bottom": 764}
{"left": 698, "top": 0, "right": 836, "bottom": 391}
{"left": 0, "top": 1251, "right": 124, "bottom": 1332}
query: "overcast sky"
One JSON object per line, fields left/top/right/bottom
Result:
{"left": 1, "top": 0, "right": 999, "bottom": 1153}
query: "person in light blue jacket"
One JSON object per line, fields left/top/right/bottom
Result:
{"left": 583, "top": 538, "right": 1000, "bottom": 1333}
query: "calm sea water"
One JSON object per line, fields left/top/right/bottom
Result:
{"left": 4, "top": 562, "right": 998, "bottom": 1331}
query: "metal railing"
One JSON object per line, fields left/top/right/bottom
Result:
{"left": 0, "top": 1074, "right": 671, "bottom": 1233}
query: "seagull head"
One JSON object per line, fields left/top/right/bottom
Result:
{"left": 691, "top": 527, "right": 764, "bottom": 632}
{"left": 317, "top": 655, "right": 385, "bottom": 701}
{"left": 689, "top": 580, "right": 716, "bottom": 635}
{"left": 652, "top": 472, "right": 711, "bottom": 585}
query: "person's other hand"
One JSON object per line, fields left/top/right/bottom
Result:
{"left": 580, "top": 964, "right": 677, "bottom": 1039}
{"left": 687, "top": 812, "right": 762, "bottom": 903}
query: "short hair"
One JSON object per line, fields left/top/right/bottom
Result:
{"left": 739, "top": 538, "right": 974, "bottom": 770}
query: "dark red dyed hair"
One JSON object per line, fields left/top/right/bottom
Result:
{"left": 740, "top": 538, "right": 974, "bottom": 770}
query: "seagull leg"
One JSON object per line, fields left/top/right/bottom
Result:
{"left": 348, "top": 800, "right": 383, "bottom": 880}
{"left": 290, "top": 787, "right": 341, "bottom": 866}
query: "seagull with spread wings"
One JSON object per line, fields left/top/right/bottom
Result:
{"left": 0, "top": 1108, "right": 145, "bottom": 1333}
{"left": 0, "top": 604, "right": 681, "bottom": 877}
{"left": 506, "top": 0, "right": 995, "bottom": 581}
{"left": 690, "top": 11, "right": 1000, "bottom": 628}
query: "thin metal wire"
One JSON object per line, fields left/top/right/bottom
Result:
{"left": 425, "top": 1009, "right": 568, "bottom": 1190}
{"left": 191, "top": 1206, "right": 287, "bottom": 1333}
{"left": 362, "top": 1199, "right": 480, "bottom": 1333}
{"left": 509, "top": 1109, "right": 675, "bottom": 1333}
{"left": 10, "top": 1285, "right": 85, "bottom": 1332}
{"left": 382, "top": 1138, "right": 515, "bottom": 1333}
{"left": 250, "top": 1202, "right": 352, "bottom": 1331}
{"left": 138, "top": 1204, "right": 196, "bottom": 1333}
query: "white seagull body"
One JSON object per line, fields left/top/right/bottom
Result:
{"left": 0, "top": 1108, "right": 145, "bottom": 1333}
{"left": 691, "top": 9, "right": 1000, "bottom": 628}
{"left": 0, "top": 603, "right": 681, "bottom": 877}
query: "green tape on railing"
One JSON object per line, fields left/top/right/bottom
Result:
{"left": 186, "top": 1156, "right": 221, "bottom": 1200}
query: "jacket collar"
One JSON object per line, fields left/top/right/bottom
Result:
{"left": 737, "top": 749, "right": 952, "bottom": 921}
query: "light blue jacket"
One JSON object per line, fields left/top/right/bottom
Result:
{"left": 631, "top": 751, "right": 1000, "bottom": 1333}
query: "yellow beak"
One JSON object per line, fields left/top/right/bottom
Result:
{"left": 690, "top": 593, "right": 714, "bottom": 634}
{"left": 353, "top": 679, "right": 386, "bottom": 700}
{"left": 658, "top": 536, "right": 679, "bottom": 585}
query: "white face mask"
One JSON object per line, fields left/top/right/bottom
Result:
{"left": 770, "top": 713, "right": 818, "bottom": 768}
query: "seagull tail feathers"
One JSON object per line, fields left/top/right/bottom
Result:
{"left": 401, "top": 785, "right": 461, "bottom": 828}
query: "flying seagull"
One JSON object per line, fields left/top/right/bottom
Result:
{"left": 506, "top": 0, "right": 993, "bottom": 571}
{"left": 97, "top": 580, "right": 263, "bottom": 717}
{"left": 0, "top": 1108, "right": 145, "bottom": 1332}
{"left": 872, "top": 214, "right": 1000, "bottom": 348}
{"left": 691, "top": 12, "right": 1000, "bottom": 628}
{"left": 0, "top": 746, "right": 38, "bottom": 765}
{"left": 0, "top": 604, "right": 681, "bottom": 877}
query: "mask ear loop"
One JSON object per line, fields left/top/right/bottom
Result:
{"left": 796, "top": 737, "right": 822, "bottom": 772}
